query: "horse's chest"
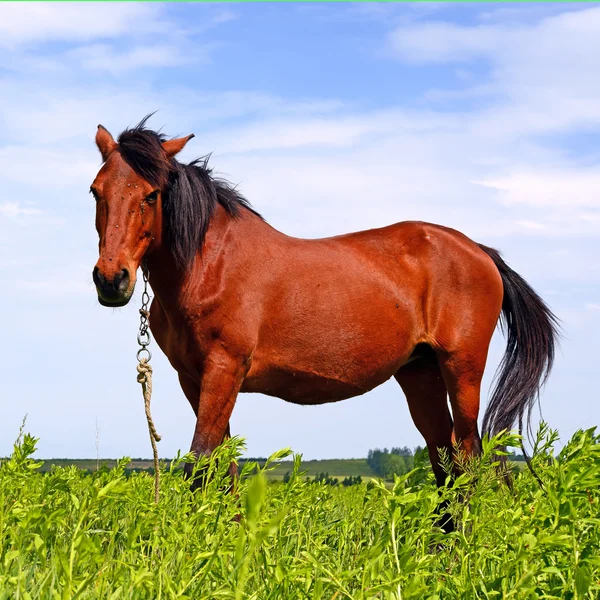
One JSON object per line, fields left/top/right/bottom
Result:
{"left": 149, "top": 306, "right": 207, "bottom": 376}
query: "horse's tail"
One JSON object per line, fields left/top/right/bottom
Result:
{"left": 478, "top": 245, "right": 560, "bottom": 457}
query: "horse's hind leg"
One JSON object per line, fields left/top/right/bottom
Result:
{"left": 395, "top": 357, "right": 455, "bottom": 532}
{"left": 394, "top": 357, "right": 453, "bottom": 487}
{"left": 437, "top": 350, "right": 485, "bottom": 462}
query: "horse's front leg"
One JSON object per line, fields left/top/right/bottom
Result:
{"left": 183, "top": 352, "right": 247, "bottom": 491}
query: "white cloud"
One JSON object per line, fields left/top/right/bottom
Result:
{"left": 389, "top": 7, "right": 600, "bottom": 140}
{"left": 0, "top": 4, "right": 165, "bottom": 49}
{"left": 585, "top": 303, "right": 600, "bottom": 311}
{"left": 7, "top": 260, "right": 94, "bottom": 298}
{"left": 0, "top": 146, "right": 99, "bottom": 190}
{"left": 389, "top": 7, "right": 600, "bottom": 70}
{"left": 200, "top": 108, "right": 465, "bottom": 154}
{"left": 15, "top": 278, "right": 91, "bottom": 298}
{"left": 0, "top": 257, "right": 41, "bottom": 269}
{"left": 580, "top": 212, "right": 600, "bottom": 222}
{"left": 208, "top": 8, "right": 238, "bottom": 25}
{"left": 0, "top": 202, "right": 42, "bottom": 218}
{"left": 66, "top": 43, "right": 204, "bottom": 75}
{"left": 474, "top": 170, "right": 600, "bottom": 210}
{"left": 0, "top": 201, "right": 64, "bottom": 226}
{"left": 0, "top": 4, "right": 234, "bottom": 79}
{"left": 516, "top": 220, "right": 546, "bottom": 231}
{"left": 389, "top": 21, "right": 506, "bottom": 64}
{"left": 381, "top": 7, "right": 600, "bottom": 239}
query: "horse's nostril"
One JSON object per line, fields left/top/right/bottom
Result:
{"left": 92, "top": 266, "right": 102, "bottom": 287}
{"left": 115, "top": 268, "right": 130, "bottom": 292}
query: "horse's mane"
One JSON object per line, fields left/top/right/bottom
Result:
{"left": 117, "top": 115, "right": 260, "bottom": 269}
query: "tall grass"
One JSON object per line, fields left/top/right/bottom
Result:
{"left": 1, "top": 424, "right": 599, "bottom": 599}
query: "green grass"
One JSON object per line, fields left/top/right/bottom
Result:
{"left": 1, "top": 424, "right": 599, "bottom": 599}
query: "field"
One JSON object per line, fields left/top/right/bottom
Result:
{"left": 36, "top": 457, "right": 379, "bottom": 480}
{"left": 35, "top": 457, "right": 527, "bottom": 479}
{"left": 267, "top": 458, "right": 376, "bottom": 480}
{"left": 1, "top": 426, "right": 599, "bottom": 599}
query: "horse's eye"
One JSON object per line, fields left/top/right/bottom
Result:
{"left": 145, "top": 190, "right": 159, "bottom": 203}
{"left": 90, "top": 188, "right": 99, "bottom": 201}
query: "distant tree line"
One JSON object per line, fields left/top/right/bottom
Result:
{"left": 367, "top": 446, "right": 426, "bottom": 480}
{"left": 505, "top": 452, "right": 526, "bottom": 461}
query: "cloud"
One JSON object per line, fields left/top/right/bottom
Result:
{"left": 580, "top": 212, "right": 600, "bottom": 222}
{"left": 205, "top": 109, "right": 463, "bottom": 154}
{"left": 0, "top": 4, "right": 166, "bottom": 49}
{"left": 211, "top": 115, "right": 390, "bottom": 153}
{"left": 0, "top": 256, "right": 41, "bottom": 268}
{"left": 388, "top": 7, "right": 600, "bottom": 70}
{"left": 474, "top": 170, "right": 600, "bottom": 209}
{"left": 209, "top": 8, "right": 238, "bottom": 25}
{"left": 389, "top": 7, "right": 600, "bottom": 140}
{"left": 15, "top": 277, "right": 91, "bottom": 298}
{"left": 0, "top": 202, "right": 42, "bottom": 218}
{"left": 66, "top": 43, "right": 205, "bottom": 75}
{"left": 516, "top": 220, "right": 546, "bottom": 231}
{"left": 0, "top": 201, "right": 64, "bottom": 226}
{"left": 0, "top": 145, "right": 99, "bottom": 190}
{"left": 377, "top": 5, "right": 600, "bottom": 242}
{"left": 389, "top": 21, "right": 506, "bottom": 64}
{"left": 0, "top": 4, "right": 235, "bottom": 79}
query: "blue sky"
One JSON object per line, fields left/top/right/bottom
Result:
{"left": 1, "top": 3, "right": 599, "bottom": 460}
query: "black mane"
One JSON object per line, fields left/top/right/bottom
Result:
{"left": 117, "top": 115, "right": 260, "bottom": 269}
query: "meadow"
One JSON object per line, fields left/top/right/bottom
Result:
{"left": 35, "top": 457, "right": 379, "bottom": 481}
{"left": 1, "top": 425, "right": 599, "bottom": 599}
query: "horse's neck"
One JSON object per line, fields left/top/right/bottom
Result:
{"left": 144, "top": 205, "right": 264, "bottom": 315}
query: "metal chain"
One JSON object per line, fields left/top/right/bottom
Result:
{"left": 137, "top": 264, "right": 152, "bottom": 362}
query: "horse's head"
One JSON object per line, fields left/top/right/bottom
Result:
{"left": 91, "top": 123, "right": 194, "bottom": 306}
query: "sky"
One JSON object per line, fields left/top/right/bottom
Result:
{"left": 1, "top": 2, "right": 599, "bottom": 461}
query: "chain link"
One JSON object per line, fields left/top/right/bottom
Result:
{"left": 137, "top": 263, "right": 152, "bottom": 362}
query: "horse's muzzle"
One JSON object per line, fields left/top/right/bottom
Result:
{"left": 93, "top": 266, "right": 132, "bottom": 307}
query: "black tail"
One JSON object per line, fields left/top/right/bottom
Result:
{"left": 479, "top": 245, "right": 560, "bottom": 454}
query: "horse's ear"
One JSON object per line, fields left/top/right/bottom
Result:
{"left": 162, "top": 134, "right": 195, "bottom": 159}
{"left": 96, "top": 125, "right": 117, "bottom": 162}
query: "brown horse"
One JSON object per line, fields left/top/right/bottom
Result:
{"left": 91, "top": 116, "right": 558, "bottom": 502}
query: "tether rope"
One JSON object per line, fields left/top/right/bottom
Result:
{"left": 136, "top": 264, "right": 161, "bottom": 503}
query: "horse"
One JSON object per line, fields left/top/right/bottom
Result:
{"left": 91, "top": 116, "right": 558, "bottom": 520}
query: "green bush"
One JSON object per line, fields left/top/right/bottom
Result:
{"left": 1, "top": 424, "right": 599, "bottom": 599}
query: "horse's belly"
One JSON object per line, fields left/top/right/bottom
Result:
{"left": 242, "top": 342, "right": 408, "bottom": 404}
{"left": 242, "top": 308, "right": 419, "bottom": 403}
{"left": 241, "top": 368, "right": 382, "bottom": 404}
